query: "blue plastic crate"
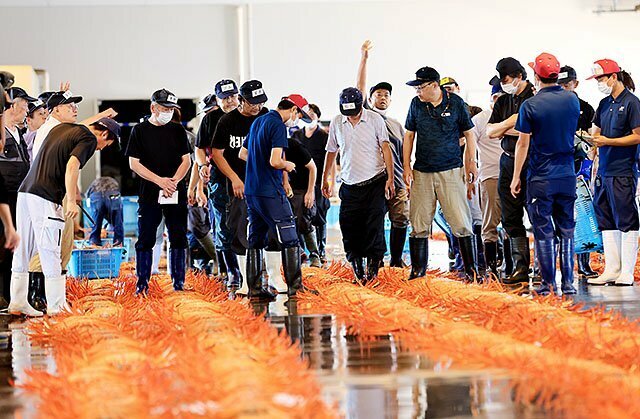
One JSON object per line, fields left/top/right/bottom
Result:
{"left": 74, "top": 238, "right": 134, "bottom": 261}
{"left": 68, "top": 247, "right": 124, "bottom": 279}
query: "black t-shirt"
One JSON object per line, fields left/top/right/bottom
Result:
{"left": 577, "top": 95, "right": 595, "bottom": 132}
{"left": 286, "top": 137, "right": 313, "bottom": 191}
{"left": 212, "top": 107, "right": 267, "bottom": 194}
{"left": 0, "top": 174, "right": 8, "bottom": 205}
{"left": 20, "top": 123, "right": 97, "bottom": 205}
{"left": 291, "top": 127, "right": 328, "bottom": 187}
{"left": 125, "top": 120, "right": 191, "bottom": 203}
{"left": 196, "top": 108, "right": 225, "bottom": 150}
{"left": 488, "top": 81, "right": 535, "bottom": 153}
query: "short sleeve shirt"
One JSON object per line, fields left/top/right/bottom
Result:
{"left": 286, "top": 137, "right": 313, "bottom": 191}
{"left": 365, "top": 102, "right": 405, "bottom": 188}
{"left": 515, "top": 85, "right": 580, "bottom": 181}
{"left": 20, "top": 123, "right": 97, "bottom": 205}
{"left": 593, "top": 88, "right": 640, "bottom": 177}
{"left": 125, "top": 120, "right": 191, "bottom": 203}
{"left": 488, "top": 82, "right": 535, "bottom": 153}
{"left": 577, "top": 96, "right": 595, "bottom": 133}
{"left": 291, "top": 127, "right": 328, "bottom": 187}
{"left": 405, "top": 88, "right": 473, "bottom": 173}
{"left": 243, "top": 110, "right": 288, "bottom": 197}
{"left": 326, "top": 109, "right": 389, "bottom": 185}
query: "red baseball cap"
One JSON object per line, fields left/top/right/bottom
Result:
{"left": 586, "top": 59, "right": 621, "bottom": 80}
{"left": 283, "top": 94, "right": 312, "bottom": 122}
{"left": 528, "top": 53, "right": 560, "bottom": 79}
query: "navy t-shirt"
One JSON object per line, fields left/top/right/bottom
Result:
{"left": 405, "top": 88, "right": 474, "bottom": 173}
{"left": 593, "top": 88, "right": 640, "bottom": 177}
{"left": 244, "top": 110, "right": 288, "bottom": 197}
{"left": 515, "top": 85, "right": 580, "bottom": 181}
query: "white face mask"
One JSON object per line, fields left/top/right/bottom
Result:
{"left": 501, "top": 79, "right": 520, "bottom": 95}
{"left": 373, "top": 106, "right": 388, "bottom": 116}
{"left": 598, "top": 80, "right": 613, "bottom": 96}
{"left": 155, "top": 110, "right": 174, "bottom": 125}
{"left": 304, "top": 119, "right": 318, "bottom": 129}
{"left": 285, "top": 115, "right": 299, "bottom": 128}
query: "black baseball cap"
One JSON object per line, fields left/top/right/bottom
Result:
{"left": 240, "top": 80, "right": 268, "bottom": 105}
{"left": 339, "top": 87, "right": 363, "bottom": 117}
{"left": 215, "top": 79, "right": 238, "bottom": 99}
{"left": 406, "top": 66, "right": 440, "bottom": 86}
{"left": 0, "top": 71, "right": 14, "bottom": 89}
{"left": 7, "top": 87, "right": 37, "bottom": 102}
{"left": 369, "top": 82, "right": 392, "bottom": 96}
{"left": 38, "top": 91, "right": 55, "bottom": 103}
{"left": 489, "top": 57, "right": 526, "bottom": 85}
{"left": 47, "top": 90, "right": 83, "bottom": 111}
{"left": 558, "top": 66, "right": 578, "bottom": 84}
{"left": 27, "top": 99, "right": 46, "bottom": 116}
{"left": 151, "top": 88, "right": 180, "bottom": 109}
{"left": 198, "top": 93, "right": 218, "bottom": 114}
{"left": 94, "top": 117, "right": 122, "bottom": 149}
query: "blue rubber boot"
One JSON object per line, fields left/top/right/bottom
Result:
{"left": 135, "top": 250, "right": 153, "bottom": 295}
{"left": 170, "top": 248, "right": 186, "bottom": 291}
{"left": 223, "top": 250, "right": 242, "bottom": 290}
{"left": 450, "top": 237, "right": 464, "bottom": 272}
{"left": 534, "top": 239, "right": 556, "bottom": 296}
{"left": 559, "top": 237, "right": 577, "bottom": 295}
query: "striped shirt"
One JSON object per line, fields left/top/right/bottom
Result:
{"left": 326, "top": 109, "right": 389, "bottom": 185}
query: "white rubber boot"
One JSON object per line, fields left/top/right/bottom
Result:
{"left": 236, "top": 255, "right": 248, "bottom": 295}
{"left": 8, "top": 272, "right": 44, "bottom": 317}
{"left": 616, "top": 230, "right": 638, "bottom": 286}
{"left": 266, "top": 251, "right": 287, "bottom": 293}
{"left": 588, "top": 230, "right": 622, "bottom": 285}
{"left": 45, "top": 275, "right": 69, "bottom": 315}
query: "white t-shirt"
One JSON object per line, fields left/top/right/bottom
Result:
{"left": 32, "top": 115, "right": 62, "bottom": 159}
{"left": 473, "top": 108, "right": 502, "bottom": 181}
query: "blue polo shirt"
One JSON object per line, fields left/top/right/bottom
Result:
{"left": 593, "top": 88, "right": 640, "bottom": 177}
{"left": 515, "top": 85, "right": 580, "bottom": 181}
{"left": 243, "top": 110, "right": 288, "bottom": 197}
{"left": 405, "top": 88, "right": 474, "bottom": 173}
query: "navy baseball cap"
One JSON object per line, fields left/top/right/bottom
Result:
{"left": 95, "top": 117, "right": 122, "bottom": 148}
{"left": 369, "top": 81, "right": 392, "bottom": 96}
{"left": 151, "top": 88, "right": 180, "bottom": 109}
{"left": 47, "top": 90, "right": 83, "bottom": 111}
{"left": 27, "top": 99, "right": 46, "bottom": 116}
{"left": 7, "top": 87, "right": 37, "bottom": 102}
{"left": 38, "top": 91, "right": 55, "bottom": 104}
{"left": 215, "top": 79, "right": 238, "bottom": 99}
{"left": 489, "top": 57, "right": 526, "bottom": 85}
{"left": 198, "top": 93, "right": 218, "bottom": 114}
{"left": 558, "top": 66, "right": 578, "bottom": 84}
{"left": 407, "top": 67, "right": 440, "bottom": 86}
{"left": 491, "top": 83, "right": 504, "bottom": 96}
{"left": 339, "top": 87, "right": 363, "bottom": 117}
{"left": 240, "top": 80, "right": 268, "bottom": 105}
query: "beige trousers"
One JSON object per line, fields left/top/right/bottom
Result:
{"left": 480, "top": 178, "right": 502, "bottom": 243}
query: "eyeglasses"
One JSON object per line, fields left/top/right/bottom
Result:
{"left": 415, "top": 82, "right": 436, "bottom": 92}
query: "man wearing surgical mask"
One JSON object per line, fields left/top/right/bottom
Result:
{"left": 291, "top": 104, "right": 329, "bottom": 264}
{"left": 486, "top": 57, "right": 535, "bottom": 286}
{"left": 126, "top": 88, "right": 192, "bottom": 295}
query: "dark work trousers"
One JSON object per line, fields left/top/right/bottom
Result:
{"left": 312, "top": 185, "right": 330, "bottom": 226}
{"left": 246, "top": 194, "right": 298, "bottom": 249}
{"left": 527, "top": 177, "right": 577, "bottom": 240}
{"left": 135, "top": 202, "right": 188, "bottom": 251}
{"left": 0, "top": 191, "right": 18, "bottom": 302}
{"left": 226, "top": 195, "right": 249, "bottom": 255}
{"left": 208, "top": 181, "right": 232, "bottom": 251}
{"left": 338, "top": 175, "right": 387, "bottom": 262}
{"left": 188, "top": 205, "right": 211, "bottom": 240}
{"left": 498, "top": 153, "right": 528, "bottom": 238}
{"left": 88, "top": 191, "right": 124, "bottom": 245}
{"left": 290, "top": 190, "right": 317, "bottom": 236}
{"left": 593, "top": 175, "right": 639, "bottom": 232}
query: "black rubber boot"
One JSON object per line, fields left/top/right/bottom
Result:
{"left": 503, "top": 237, "right": 513, "bottom": 277}
{"left": 389, "top": 226, "right": 408, "bottom": 268}
{"left": 316, "top": 224, "right": 327, "bottom": 263}
{"left": 216, "top": 250, "right": 228, "bottom": 283}
{"left": 27, "top": 272, "right": 47, "bottom": 313}
{"left": 458, "top": 236, "right": 479, "bottom": 282}
{"left": 247, "top": 248, "right": 277, "bottom": 300}
{"left": 351, "top": 257, "right": 365, "bottom": 281}
{"left": 169, "top": 248, "right": 186, "bottom": 291}
{"left": 409, "top": 237, "right": 428, "bottom": 280}
{"left": 578, "top": 253, "right": 598, "bottom": 278}
{"left": 135, "top": 250, "right": 153, "bottom": 295}
{"left": 473, "top": 225, "right": 486, "bottom": 274}
{"left": 560, "top": 237, "right": 577, "bottom": 295}
{"left": 222, "top": 250, "right": 242, "bottom": 290}
{"left": 366, "top": 257, "right": 382, "bottom": 283}
{"left": 283, "top": 246, "right": 303, "bottom": 297}
{"left": 303, "top": 231, "right": 322, "bottom": 268}
{"left": 484, "top": 241, "right": 498, "bottom": 277}
{"left": 449, "top": 236, "right": 464, "bottom": 272}
{"left": 502, "top": 237, "right": 530, "bottom": 285}
{"left": 534, "top": 239, "right": 556, "bottom": 296}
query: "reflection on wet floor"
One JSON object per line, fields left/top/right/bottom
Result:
{"left": 1, "top": 234, "right": 639, "bottom": 418}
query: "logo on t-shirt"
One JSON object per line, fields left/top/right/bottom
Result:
{"left": 619, "top": 106, "right": 625, "bottom": 112}
{"left": 229, "top": 135, "right": 245, "bottom": 148}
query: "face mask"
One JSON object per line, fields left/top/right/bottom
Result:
{"left": 598, "top": 80, "right": 613, "bottom": 96}
{"left": 285, "top": 115, "right": 299, "bottom": 128}
{"left": 373, "top": 106, "right": 388, "bottom": 116}
{"left": 304, "top": 119, "right": 318, "bottom": 129}
{"left": 501, "top": 79, "right": 520, "bottom": 95}
{"left": 155, "top": 110, "right": 173, "bottom": 125}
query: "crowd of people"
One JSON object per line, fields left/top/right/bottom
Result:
{"left": 1, "top": 39, "right": 640, "bottom": 316}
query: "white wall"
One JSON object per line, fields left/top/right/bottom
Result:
{"left": 251, "top": 0, "right": 640, "bottom": 121}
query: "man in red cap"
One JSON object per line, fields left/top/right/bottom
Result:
{"left": 238, "top": 94, "right": 311, "bottom": 299}
{"left": 510, "top": 53, "right": 580, "bottom": 296}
